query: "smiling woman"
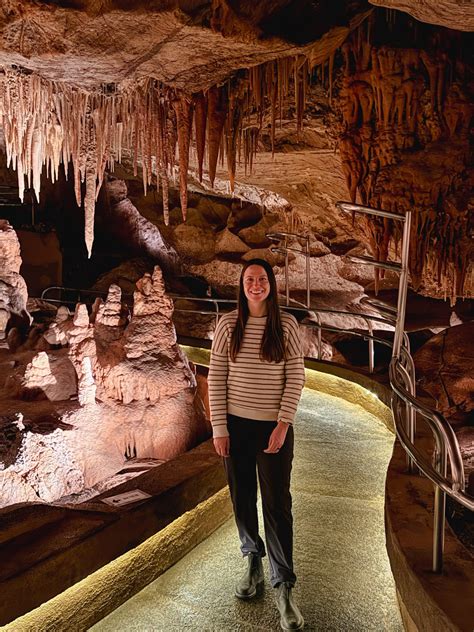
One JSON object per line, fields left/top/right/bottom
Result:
{"left": 208, "top": 258, "right": 306, "bottom": 631}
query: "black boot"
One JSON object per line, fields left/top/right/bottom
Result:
{"left": 275, "top": 582, "right": 304, "bottom": 631}
{"left": 235, "top": 553, "right": 264, "bottom": 599}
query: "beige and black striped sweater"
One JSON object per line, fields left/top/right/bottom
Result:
{"left": 208, "top": 310, "right": 305, "bottom": 438}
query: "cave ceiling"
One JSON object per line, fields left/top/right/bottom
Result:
{"left": 0, "top": 1, "right": 371, "bottom": 90}
{"left": 0, "top": 1, "right": 471, "bottom": 90}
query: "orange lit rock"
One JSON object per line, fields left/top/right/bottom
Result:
{"left": 0, "top": 220, "right": 29, "bottom": 339}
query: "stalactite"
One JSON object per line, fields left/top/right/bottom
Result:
{"left": 193, "top": 91, "right": 207, "bottom": 182}
{"left": 172, "top": 93, "right": 193, "bottom": 220}
{"left": 206, "top": 85, "right": 227, "bottom": 187}
{"left": 0, "top": 44, "right": 345, "bottom": 258}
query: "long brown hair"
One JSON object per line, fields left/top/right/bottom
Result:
{"left": 230, "top": 258, "right": 285, "bottom": 363}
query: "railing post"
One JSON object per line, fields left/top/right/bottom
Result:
{"left": 316, "top": 313, "right": 322, "bottom": 360}
{"left": 214, "top": 300, "right": 219, "bottom": 331}
{"left": 433, "top": 443, "right": 447, "bottom": 573}
{"left": 305, "top": 235, "right": 310, "bottom": 309}
{"left": 392, "top": 210, "right": 412, "bottom": 359}
{"left": 364, "top": 318, "right": 374, "bottom": 374}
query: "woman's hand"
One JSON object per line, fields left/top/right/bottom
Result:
{"left": 213, "top": 436, "right": 230, "bottom": 458}
{"left": 264, "top": 421, "right": 289, "bottom": 453}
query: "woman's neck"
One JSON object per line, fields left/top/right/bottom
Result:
{"left": 248, "top": 302, "right": 268, "bottom": 317}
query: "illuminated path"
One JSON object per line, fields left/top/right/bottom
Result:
{"left": 92, "top": 387, "right": 403, "bottom": 631}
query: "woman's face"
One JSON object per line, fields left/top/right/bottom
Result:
{"left": 242, "top": 264, "right": 271, "bottom": 306}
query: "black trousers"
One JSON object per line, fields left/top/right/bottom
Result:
{"left": 224, "top": 414, "right": 296, "bottom": 588}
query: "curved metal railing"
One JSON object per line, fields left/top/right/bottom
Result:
{"left": 335, "top": 200, "right": 473, "bottom": 573}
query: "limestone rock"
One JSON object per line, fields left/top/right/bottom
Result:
{"left": 168, "top": 207, "right": 210, "bottom": 228}
{"left": 307, "top": 236, "right": 331, "bottom": 257}
{"left": 10, "top": 426, "right": 85, "bottom": 503}
{"left": 187, "top": 260, "right": 242, "bottom": 298}
{"left": 195, "top": 197, "right": 231, "bottom": 227}
{"left": 0, "top": 308, "right": 8, "bottom": 335}
{"left": 369, "top": 0, "right": 474, "bottom": 31}
{"left": 238, "top": 213, "right": 280, "bottom": 248}
{"left": 43, "top": 305, "right": 74, "bottom": 346}
{"left": 0, "top": 266, "right": 210, "bottom": 508}
{"left": 275, "top": 254, "right": 365, "bottom": 308}
{"left": 171, "top": 224, "right": 216, "bottom": 263}
{"left": 0, "top": 274, "right": 29, "bottom": 334}
{"left": 0, "top": 219, "right": 22, "bottom": 273}
{"left": 227, "top": 202, "right": 263, "bottom": 232}
{"left": 0, "top": 470, "right": 40, "bottom": 505}
{"left": 43, "top": 323, "right": 68, "bottom": 347}
{"left": 215, "top": 228, "right": 250, "bottom": 257}
{"left": 242, "top": 248, "right": 290, "bottom": 267}
{"left": 299, "top": 320, "right": 334, "bottom": 361}
{"left": 95, "top": 284, "right": 127, "bottom": 328}
{"left": 92, "top": 267, "right": 196, "bottom": 404}
{"left": 73, "top": 303, "right": 90, "bottom": 329}
{"left": 91, "top": 259, "right": 152, "bottom": 296}
{"left": 0, "top": 220, "right": 29, "bottom": 337}
{"left": 455, "top": 426, "right": 474, "bottom": 467}
{"left": 105, "top": 178, "right": 180, "bottom": 273}
{"left": 20, "top": 351, "right": 77, "bottom": 402}
{"left": 414, "top": 322, "right": 474, "bottom": 422}
{"left": 78, "top": 357, "right": 96, "bottom": 406}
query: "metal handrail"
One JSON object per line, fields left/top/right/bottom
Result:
{"left": 335, "top": 200, "right": 472, "bottom": 575}
{"left": 267, "top": 231, "right": 310, "bottom": 308}
{"left": 390, "top": 360, "right": 467, "bottom": 494}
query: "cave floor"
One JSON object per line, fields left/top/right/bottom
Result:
{"left": 91, "top": 388, "right": 403, "bottom": 632}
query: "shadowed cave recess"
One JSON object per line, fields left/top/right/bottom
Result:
{"left": 0, "top": 1, "right": 473, "bottom": 630}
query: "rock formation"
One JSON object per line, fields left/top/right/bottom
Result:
{"left": 104, "top": 178, "right": 180, "bottom": 274}
{"left": 0, "top": 220, "right": 29, "bottom": 339}
{"left": 0, "top": 266, "right": 208, "bottom": 508}
{"left": 414, "top": 322, "right": 474, "bottom": 423}
{"left": 335, "top": 13, "right": 473, "bottom": 303}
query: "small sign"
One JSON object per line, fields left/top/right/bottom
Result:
{"left": 100, "top": 489, "right": 152, "bottom": 507}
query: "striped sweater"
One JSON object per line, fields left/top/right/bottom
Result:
{"left": 208, "top": 310, "right": 305, "bottom": 438}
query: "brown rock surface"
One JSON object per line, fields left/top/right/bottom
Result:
{"left": 0, "top": 2, "right": 368, "bottom": 90}
{"left": 238, "top": 213, "right": 280, "bottom": 248}
{"left": 19, "top": 351, "right": 77, "bottom": 402}
{"left": 215, "top": 228, "right": 250, "bottom": 257}
{"left": 171, "top": 224, "right": 216, "bottom": 264}
{"left": 335, "top": 19, "right": 473, "bottom": 303}
{"left": 414, "top": 322, "right": 474, "bottom": 422}
{"left": 0, "top": 219, "right": 21, "bottom": 273}
{"left": 369, "top": 0, "right": 474, "bottom": 30}
{"left": 0, "top": 220, "right": 29, "bottom": 338}
{"left": 0, "top": 266, "right": 209, "bottom": 508}
{"left": 104, "top": 179, "right": 180, "bottom": 274}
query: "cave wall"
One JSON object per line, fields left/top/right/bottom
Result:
{"left": 336, "top": 13, "right": 473, "bottom": 303}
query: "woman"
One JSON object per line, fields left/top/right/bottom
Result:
{"left": 208, "top": 258, "right": 305, "bottom": 631}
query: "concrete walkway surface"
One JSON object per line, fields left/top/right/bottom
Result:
{"left": 91, "top": 387, "right": 403, "bottom": 631}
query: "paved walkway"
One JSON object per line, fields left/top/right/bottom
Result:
{"left": 92, "top": 388, "right": 403, "bottom": 631}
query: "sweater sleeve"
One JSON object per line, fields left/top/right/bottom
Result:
{"left": 208, "top": 316, "right": 230, "bottom": 438}
{"left": 278, "top": 316, "right": 305, "bottom": 424}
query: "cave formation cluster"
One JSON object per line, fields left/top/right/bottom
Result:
{"left": 0, "top": 10, "right": 472, "bottom": 303}
{"left": 337, "top": 18, "right": 473, "bottom": 302}
{"left": 0, "top": 56, "right": 316, "bottom": 257}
